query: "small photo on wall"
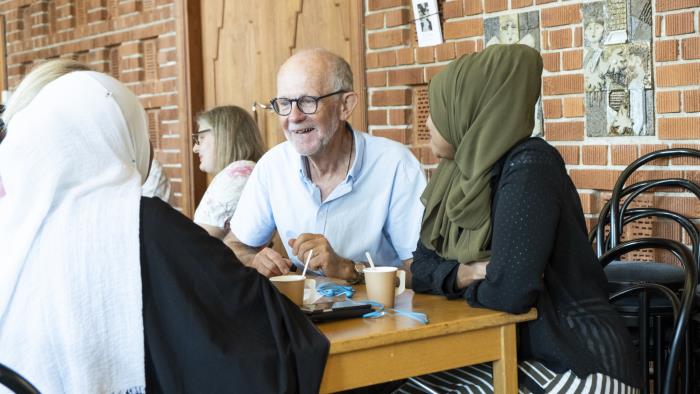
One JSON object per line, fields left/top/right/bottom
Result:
{"left": 411, "top": 0, "right": 443, "bottom": 47}
{"left": 484, "top": 11, "right": 540, "bottom": 50}
{"left": 484, "top": 11, "right": 542, "bottom": 137}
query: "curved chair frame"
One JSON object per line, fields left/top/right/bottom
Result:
{"left": 594, "top": 178, "right": 700, "bottom": 259}
{"left": 600, "top": 238, "right": 697, "bottom": 394}
{"left": 0, "top": 364, "right": 40, "bottom": 394}
{"left": 609, "top": 148, "right": 700, "bottom": 250}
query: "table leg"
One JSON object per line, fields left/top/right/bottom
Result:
{"left": 492, "top": 323, "right": 517, "bottom": 394}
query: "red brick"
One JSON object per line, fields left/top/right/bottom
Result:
{"left": 556, "top": 145, "right": 579, "bottom": 165}
{"left": 655, "top": 63, "right": 700, "bottom": 87}
{"left": 444, "top": 18, "right": 483, "bottom": 39}
{"left": 656, "top": 16, "right": 663, "bottom": 37}
{"left": 666, "top": 12, "right": 695, "bottom": 36}
{"left": 656, "top": 0, "right": 700, "bottom": 12}
{"left": 681, "top": 37, "right": 700, "bottom": 60}
{"left": 436, "top": 43, "right": 456, "bottom": 61}
{"left": 655, "top": 40, "right": 679, "bottom": 62}
{"left": 464, "top": 0, "right": 483, "bottom": 15}
{"left": 388, "top": 67, "right": 424, "bottom": 85}
{"left": 416, "top": 47, "right": 435, "bottom": 63}
{"left": 368, "top": 0, "right": 408, "bottom": 11}
{"left": 543, "top": 74, "right": 584, "bottom": 95}
{"left": 658, "top": 117, "right": 700, "bottom": 139}
{"left": 366, "top": 52, "right": 380, "bottom": 68}
{"left": 611, "top": 145, "right": 639, "bottom": 166}
{"left": 669, "top": 144, "right": 700, "bottom": 165}
{"left": 542, "top": 52, "right": 560, "bottom": 72}
{"left": 574, "top": 27, "right": 583, "bottom": 47}
{"left": 368, "top": 29, "right": 410, "bottom": 49}
{"left": 656, "top": 91, "right": 681, "bottom": 113}
{"left": 535, "top": 0, "right": 557, "bottom": 4}
{"left": 367, "top": 71, "right": 387, "bottom": 87}
{"left": 371, "top": 89, "right": 412, "bottom": 106}
{"left": 377, "top": 50, "right": 398, "bottom": 67}
{"left": 484, "top": 0, "right": 507, "bottom": 13}
{"left": 365, "top": 13, "right": 384, "bottom": 30}
{"left": 386, "top": 9, "right": 410, "bottom": 27}
{"left": 543, "top": 98, "right": 562, "bottom": 119}
{"left": 425, "top": 65, "right": 447, "bottom": 81}
{"left": 562, "top": 97, "right": 585, "bottom": 117}
{"left": 570, "top": 169, "right": 621, "bottom": 190}
{"left": 562, "top": 49, "right": 582, "bottom": 70}
{"left": 541, "top": 4, "right": 581, "bottom": 28}
{"left": 657, "top": 195, "right": 700, "bottom": 219}
{"left": 512, "top": 0, "right": 533, "bottom": 8}
{"left": 389, "top": 108, "right": 412, "bottom": 125}
{"left": 639, "top": 144, "right": 670, "bottom": 165}
{"left": 396, "top": 48, "right": 414, "bottom": 65}
{"left": 548, "top": 28, "right": 573, "bottom": 49}
{"left": 544, "top": 121, "right": 585, "bottom": 141}
{"left": 442, "top": 1, "right": 463, "bottom": 19}
{"left": 684, "top": 90, "right": 700, "bottom": 112}
{"left": 368, "top": 109, "right": 388, "bottom": 125}
{"left": 578, "top": 191, "right": 598, "bottom": 214}
{"left": 455, "top": 40, "right": 478, "bottom": 56}
{"left": 372, "top": 128, "right": 410, "bottom": 144}
{"left": 582, "top": 145, "right": 608, "bottom": 165}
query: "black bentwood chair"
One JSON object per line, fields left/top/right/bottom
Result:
{"left": 592, "top": 148, "right": 700, "bottom": 394}
{"left": 599, "top": 238, "right": 697, "bottom": 394}
{"left": 0, "top": 363, "right": 40, "bottom": 394}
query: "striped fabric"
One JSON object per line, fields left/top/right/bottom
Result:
{"left": 395, "top": 360, "right": 639, "bottom": 394}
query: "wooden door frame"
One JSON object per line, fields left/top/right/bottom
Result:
{"left": 175, "top": 0, "right": 206, "bottom": 217}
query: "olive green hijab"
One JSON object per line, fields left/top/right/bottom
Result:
{"left": 421, "top": 44, "right": 543, "bottom": 263}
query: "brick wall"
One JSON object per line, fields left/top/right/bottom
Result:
{"left": 365, "top": 0, "right": 700, "bottom": 262}
{"left": 0, "top": 0, "right": 186, "bottom": 209}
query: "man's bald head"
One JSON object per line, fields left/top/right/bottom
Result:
{"left": 277, "top": 49, "right": 353, "bottom": 94}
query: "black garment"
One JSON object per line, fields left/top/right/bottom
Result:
{"left": 139, "top": 197, "right": 329, "bottom": 393}
{"left": 411, "top": 138, "right": 639, "bottom": 387}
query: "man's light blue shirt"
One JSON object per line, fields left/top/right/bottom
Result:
{"left": 231, "top": 128, "right": 427, "bottom": 270}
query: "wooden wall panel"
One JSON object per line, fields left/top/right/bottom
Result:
{"left": 200, "top": 0, "right": 366, "bottom": 149}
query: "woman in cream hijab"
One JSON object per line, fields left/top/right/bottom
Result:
{"left": 402, "top": 45, "right": 639, "bottom": 393}
{"left": 0, "top": 61, "right": 327, "bottom": 393}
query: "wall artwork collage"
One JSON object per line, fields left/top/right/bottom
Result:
{"left": 479, "top": 0, "right": 654, "bottom": 138}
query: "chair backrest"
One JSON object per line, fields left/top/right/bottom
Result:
{"left": 0, "top": 363, "right": 40, "bottom": 394}
{"left": 608, "top": 148, "right": 700, "bottom": 251}
{"left": 600, "top": 238, "right": 697, "bottom": 394}
{"left": 595, "top": 180, "right": 700, "bottom": 265}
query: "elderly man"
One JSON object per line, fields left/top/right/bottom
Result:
{"left": 225, "top": 49, "right": 426, "bottom": 283}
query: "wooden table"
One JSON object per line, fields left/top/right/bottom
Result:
{"left": 317, "top": 287, "right": 537, "bottom": 393}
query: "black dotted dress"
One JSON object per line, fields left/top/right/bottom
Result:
{"left": 410, "top": 138, "right": 639, "bottom": 390}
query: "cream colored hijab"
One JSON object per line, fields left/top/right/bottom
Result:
{"left": 0, "top": 71, "right": 149, "bottom": 393}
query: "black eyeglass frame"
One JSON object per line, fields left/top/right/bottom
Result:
{"left": 269, "top": 89, "right": 347, "bottom": 116}
{"left": 191, "top": 129, "right": 211, "bottom": 146}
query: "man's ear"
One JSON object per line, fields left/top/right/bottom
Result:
{"left": 339, "top": 91, "right": 358, "bottom": 122}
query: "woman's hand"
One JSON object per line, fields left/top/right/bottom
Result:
{"left": 455, "top": 261, "right": 489, "bottom": 289}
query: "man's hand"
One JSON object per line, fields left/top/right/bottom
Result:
{"left": 288, "top": 233, "right": 355, "bottom": 280}
{"left": 456, "top": 261, "right": 489, "bottom": 289}
{"left": 250, "top": 247, "right": 293, "bottom": 278}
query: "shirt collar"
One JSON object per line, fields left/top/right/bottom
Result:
{"left": 296, "top": 123, "right": 364, "bottom": 182}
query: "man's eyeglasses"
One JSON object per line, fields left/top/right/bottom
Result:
{"left": 270, "top": 90, "right": 346, "bottom": 116}
{"left": 192, "top": 129, "right": 211, "bottom": 146}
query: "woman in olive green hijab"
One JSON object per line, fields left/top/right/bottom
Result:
{"left": 404, "top": 45, "right": 639, "bottom": 393}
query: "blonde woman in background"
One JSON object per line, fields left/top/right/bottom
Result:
{"left": 193, "top": 105, "right": 265, "bottom": 239}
